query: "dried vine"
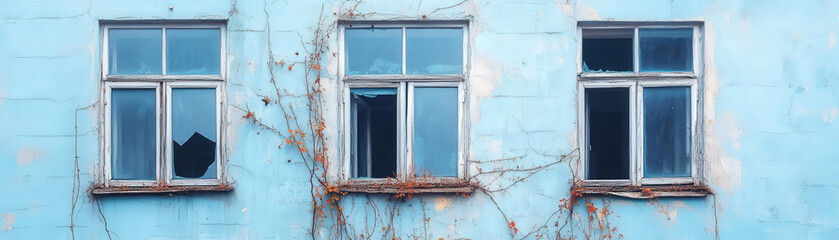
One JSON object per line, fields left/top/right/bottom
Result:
{"left": 243, "top": 1, "right": 718, "bottom": 239}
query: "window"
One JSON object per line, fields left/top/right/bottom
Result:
{"left": 340, "top": 22, "right": 467, "bottom": 182}
{"left": 577, "top": 22, "right": 701, "bottom": 186}
{"left": 101, "top": 22, "right": 226, "bottom": 187}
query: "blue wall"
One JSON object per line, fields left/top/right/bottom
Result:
{"left": 1, "top": 0, "right": 838, "bottom": 239}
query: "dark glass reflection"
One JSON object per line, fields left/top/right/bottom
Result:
{"left": 586, "top": 88, "right": 630, "bottom": 179}
{"left": 172, "top": 88, "right": 217, "bottom": 179}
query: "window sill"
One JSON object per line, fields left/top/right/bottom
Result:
{"left": 337, "top": 178, "right": 477, "bottom": 195}
{"left": 573, "top": 184, "right": 711, "bottom": 199}
{"left": 91, "top": 185, "right": 233, "bottom": 196}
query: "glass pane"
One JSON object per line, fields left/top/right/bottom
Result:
{"left": 644, "top": 87, "right": 691, "bottom": 178}
{"left": 413, "top": 87, "right": 458, "bottom": 177}
{"left": 582, "top": 29, "right": 633, "bottom": 72}
{"left": 406, "top": 28, "right": 463, "bottom": 75}
{"left": 345, "top": 28, "right": 402, "bottom": 75}
{"left": 351, "top": 89, "right": 397, "bottom": 178}
{"left": 172, "top": 88, "right": 217, "bottom": 179}
{"left": 639, "top": 28, "right": 693, "bottom": 72}
{"left": 111, "top": 89, "right": 156, "bottom": 180}
{"left": 586, "top": 88, "right": 630, "bottom": 180}
{"left": 108, "top": 29, "right": 162, "bottom": 75}
{"left": 166, "top": 29, "right": 221, "bottom": 75}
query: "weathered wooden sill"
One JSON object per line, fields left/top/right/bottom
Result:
{"left": 91, "top": 185, "right": 233, "bottom": 196}
{"left": 574, "top": 184, "right": 711, "bottom": 199}
{"left": 337, "top": 178, "right": 478, "bottom": 195}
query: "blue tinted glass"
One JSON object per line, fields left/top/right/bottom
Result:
{"left": 413, "top": 87, "right": 458, "bottom": 177}
{"left": 109, "top": 29, "right": 162, "bottom": 75}
{"left": 172, "top": 88, "right": 217, "bottom": 179}
{"left": 639, "top": 28, "right": 693, "bottom": 72}
{"left": 406, "top": 28, "right": 462, "bottom": 75}
{"left": 166, "top": 29, "right": 221, "bottom": 75}
{"left": 111, "top": 89, "right": 156, "bottom": 180}
{"left": 345, "top": 28, "right": 402, "bottom": 75}
{"left": 644, "top": 87, "right": 691, "bottom": 178}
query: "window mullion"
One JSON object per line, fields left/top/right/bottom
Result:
{"left": 402, "top": 27, "right": 407, "bottom": 75}
{"left": 398, "top": 82, "right": 408, "bottom": 179}
{"left": 633, "top": 27, "right": 639, "bottom": 73}
{"left": 405, "top": 82, "right": 414, "bottom": 178}
{"left": 160, "top": 82, "right": 168, "bottom": 184}
{"left": 631, "top": 81, "right": 641, "bottom": 185}
{"left": 161, "top": 27, "right": 167, "bottom": 75}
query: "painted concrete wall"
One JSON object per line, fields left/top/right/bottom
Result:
{"left": 1, "top": 0, "right": 838, "bottom": 239}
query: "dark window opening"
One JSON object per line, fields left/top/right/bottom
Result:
{"left": 582, "top": 29, "right": 633, "bottom": 72}
{"left": 172, "top": 88, "right": 217, "bottom": 179}
{"left": 586, "top": 88, "right": 630, "bottom": 179}
{"left": 351, "top": 90, "right": 398, "bottom": 178}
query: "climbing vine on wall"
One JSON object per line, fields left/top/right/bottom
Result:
{"left": 243, "top": 1, "right": 717, "bottom": 239}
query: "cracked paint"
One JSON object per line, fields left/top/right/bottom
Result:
{"left": 2, "top": 1, "right": 839, "bottom": 239}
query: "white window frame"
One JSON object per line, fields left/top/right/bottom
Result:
{"left": 101, "top": 22, "right": 227, "bottom": 81}
{"left": 103, "top": 81, "right": 161, "bottom": 187}
{"left": 339, "top": 21, "right": 470, "bottom": 183}
{"left": 165, "top": 81, "right": 225, "bottom": 186}
{"left": 100, "top": 21, "right": 227, "bottom": 187}
{"left": 576, "top": 22, "right": 703, "bottom": 186}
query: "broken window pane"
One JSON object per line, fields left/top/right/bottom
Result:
{"left": 406, "top": 28, "right": 462, "bottom": 75}
{"left": 166, "top": 29, "right": 221, "bottom": 75}
{"left": 644, "top": 87, "right": 691, "bottom": 178}
{"left": 413, "top": 87, "right": 458, "bottom": 177}
{"left": 172, "top": 88, "right": 217, "bottom": 179}
{"left": 111, "top": 89, "right": 156, "bottom": 180}
{"left": 586, "top": 88, "right": 630, "bottom": 180}
{"left": 108, "top": 29, "right": 162, "bottom": 75}
{"left": 582, "top": 29, "right": 633, "bottom": 72}
{"left": 345, "top": 28, "right": 402, "bottom": 75}
{"left": 350, "top": 88, "right": 398, "bottom": 178}
{"left": 639, "top": 28, "right": 693, "bottom": 72}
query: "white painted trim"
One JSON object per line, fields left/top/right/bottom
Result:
{"left": 342, "top": 83, "right": 400, "bottom": 180}
{"left": 164, "top": 81, "right": 224, "bottom": 186}
{"left": 577, "top": 81, "right": 634, "bottom": 183}
{"left": 402, "top": 27, "right": 407, "bottom": 75}
{"left": 397, "top": 82, "right": 407, "bottom": 178}
{"left": 577, "top": 22, "right": 704, "bottom": 187}
{"left": 578, "top": 23, "right": 702, "bottom": 76}
{"left": 633, "top": 27, "right": 639, "bottom": 73}
{"left": 407, "top": 82, "right": 461, "bottom": 179}
{"left": 340, "top": 22, "right": 468, "bottom": 79}
{"left": 161, "top": 27, "right": 167, "bottom": 75}
{"left": 637, "top": 80, "right": 697, "bottom": 185}
{"left": 406, "top": 82, "right": 415, "bottom": 176}
{"left": 102, "top": 22, "right": 226, "bottom": 80}
{"left": 103, "top": 81, "right": 161, "bottom": 187}
{"left": 339, "top": 22, "right": 470, "bottom": 182}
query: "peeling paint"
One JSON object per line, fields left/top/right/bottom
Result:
{"left": 705, "top": 111, "right": 743, "bottom": 193}
{"left": 1, "top": 214, "right": 15, "bottom": 231}
{"left": 16, "top": 147, "right": 42, "bottom": 166}
{"left": 2, "top": 1, "right": 839, "bottom": 239}
{"left": 821, "top": 107, "right": 838, "bottom": 124}
{"left": 468, "top": 55, "right": 502, "bottom": 125}
{"left": 434, "top": 197, "right": 452, "bottom": 211}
